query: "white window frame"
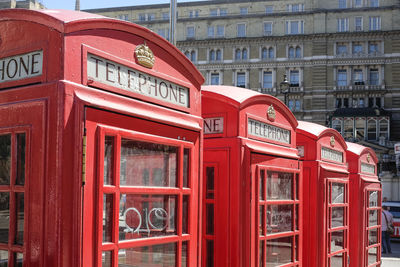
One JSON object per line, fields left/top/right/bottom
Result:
{"left": 369, "top": 16, "right": 381, "bottom": 30}
{"left": 216, "top": 25, "right": 225, "bottom": 37}
{"left": 186, "top": 25, "right": 195, "bottom": 39}
{"left": 265, "top": 5, "right": 273, "bottom": 14}
{"left": 237, "top": 23, "right": 247, "bottom": 37}
{"left": 369, "top": 0, "right": 379, "bottom": 7}
{"left": 337, "top": 18, "right": 349, "bottom": 32}
{"left": 355, "top": 0, "right": 363, "bottom": 7}
{"left": 263, "top": 21, "right": 273, "bottom": 36}
{"left": 337, "top": 68, "right": 348, "bottom": 86}
{"left": 236, "top": 71, "right": 247, "bottom": 88}
{"left": 339, "top": 0, "right": 347, "bottom": 9}
{"left": 262, "top": 70, "right": 273, "bottom": 89}
{"left": 285, "top": 20, "right": 304, "bottom": 35}
{"left": 207, "top": 26, "right": 215, "bottom": 38}
{"left": 355, "top": 17, "right": 363, "bottom": 31}
{"left": 240, "top": 7, "right": 248, "bottom": 15}
{"left": 210, "top": 72, "right": 221, "bottom": 85}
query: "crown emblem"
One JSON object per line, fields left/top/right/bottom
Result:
{"left": 267, "top": 105, "right": 276, "bottom": 121}
{"left": 330, "top": 136, "right": 335, "bottom": 147}
{"left": 135, "top": 42, "right": 155, "bottom": 68}
{"left": 367, "top": 153, "right": 371, "bottom": 163}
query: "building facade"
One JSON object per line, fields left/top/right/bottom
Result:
{"left": 87, "top": 0, "right": 398, "bottom": 200}
{"left": 0, "top": 0, "right": 44, "bottom": 9}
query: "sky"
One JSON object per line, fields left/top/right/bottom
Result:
{"left": 42, "top": 0, "right": 204, "bottom": 10}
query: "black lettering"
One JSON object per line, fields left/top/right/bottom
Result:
{"left": 19, "top": 56, "right": 29, "bottom": 77}
{"left": 158, "top": 82, "right": 169, "bottom": 98}
{"left": 204, "top": 119, "right": 212, "bottom": 133}
{"left": 0, "top": 60, "right": 4, "bottom": 80}
{"left": 138, "top": 74, "right": 147, "bottom": 93}
{"left": 178, "top": 87, "right": 186, "bottom": 104}
{"left": 30, "top": 52, "right": 41, "bottom": 74}
{"left": 158, "top": 83, "right": 169, "bottom": 99}
{"left": 149, "top": 78, "right": 157, "bottom": 95}
{"left": 91, "top": 57, "right": 103, "bottom": 78}
{"left": 106, "top": 62, "right": 115, "bottom": 83}
{"left": 213, "top": 119, "right": 220, "bottom": 132}
{"left": 170, "top": 84, "right": 178, "bottom": 102}
{"left": 6, "top": 59, "right": 18, "bottom": 79}
{"left": 127, "top": 70, "right": 135, "bottom": 89}
{"left": 117, "top": 66, "right": 123, "bottom": 85}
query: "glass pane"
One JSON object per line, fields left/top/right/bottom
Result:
{"left": 206, "top": 240, "right": 214, "bottom": 267}
{"left": 0, "top": 135, "right": 11, "bottom": 185}
{"left": 295, "top": 205, "right": 299, "bottom": 231}
{"left": 183, "top": 195, "right": 189, "bottom": 234}
{"left": 331, "top": 183, "right": 345, "bottom": 203}
{"left": 332, "top": 207, "right": 344, "bottom": 228}
{"left": 120, "top": 139, "right": 178, "bottom": 187}
{"left": 329, "top": 253, "right": 343, "bottom": 267}
{"left": 119, "top": 195, "right": 177, "bottom": 240}
{"left": 330, "top": 230, "right": 344, "bottom": 253}
{"left": 183, "top": 149, "right": 190, "bottom": 188}
{"left": 259, "top": 205, "right": 264, "bottom": 235}
{"left": 14, "top": 193, "right": 24, "bottom": 245}
{"left": 103, "top": 194, "right": 113, "bottom": 243}
{"left": 0, "top": 193, "right": 9, "bottom": 243}
{"left": 369, "top": 191, "right": 378, "bottom": 207}
{"left": 368, "top": 247, "right": 378, "bottom": 265}
{"left": 267, "top": 205, "right": 292, "bottom": 235}
{"left": 368, "top": 210, "right": 378, "bottom": 226}
{"left": 369, "top": 228, "right": 378, "bottom": 245}
{"left": 118, "top": 243, "right": 176, "bottom": 267}
{"left": 259, "top": 241, "right": 264, "bottom": 267}
{"left": 182, "top": 241, "right": 188, "bottom": 267}
{"left": 206, "top": 204, "right": 214, "bottom": 235}
{"left": 104, "top": 136, "right": 114, "bottom": 185}
{"left": 0, "top": 250, "right": 7, "bottom": 267}
{"left": 295, "top": 174, "right": 299, "bottom": 200}
{"left": 206, "top": 167, "right": 214, "bottom": 199}
{"left": 266, "top": 171, "right": 293, "bottom": 200}
{"left": 259, "top": 170, "right": 265, "bottom": 200}
{"left": 15, "top": 133, "right": 26, "bottom": 186}
{"left": 266, "top": 236, "right": 292, "bottom": 267}
{"left": 102, "top": 251, "right": 112, "bottom": 267}
{"left": 14, "top": 253, "right": 22, "bottom": 267}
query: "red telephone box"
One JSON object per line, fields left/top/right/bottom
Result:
{"left": 0, "top": 9, "right": 204, "bottom": 267}
{"left": 201, "top": 86, "right": 301, "bottom": 267}
{"left": 296, "top": 121, "right": 349, "bottom": 267}
{"left": 346, "top": 142, "right": 381, "bottom": 267}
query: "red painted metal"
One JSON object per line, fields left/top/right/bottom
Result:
{"left": 346, "top": 142, "right": 381, "bottom": 267}
{"left": 201, "top": 86, "right": 301, "bottom": 267}
{"left": 0, "top": 9, "right": 203, "bottom": 267}
{"left": 296, "top": 121, "right": 349, "bottom": 267}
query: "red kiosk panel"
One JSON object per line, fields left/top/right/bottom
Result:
{"left": 202, "top": 86, "right": 301, "bottom": 267}
{"left": 0, "top": 9, "right": 204, "bottom": 267}
{"left": 296, "top": 121, "right": 349, "bottom": 267}
{"left": 346, "top": 142, "right": 381, "bottom": 267}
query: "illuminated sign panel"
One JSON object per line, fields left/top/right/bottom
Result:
{"left": 248, "top": 118, "right": 291, "bottom": 144}
{"left": 321, "top": 147, "right": 343, "bottom": 163}
{"left": 0, "top": 50, "right": 43, "bottom": 83}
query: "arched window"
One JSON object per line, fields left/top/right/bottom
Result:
{"left": 216, "top": 49, "right": 222, "bottom": 61}
{"left": 289, "top": 47, "right": 295, "bottom": 58}
{"left": 332, "top": 118, "right": 343, "bottom": 134}
{"left": 185, "top": 51, "right": 190, "bottom": 59}
{"left": 242, "top": 48, "right": 248, "bottom": 60}
{"left": 190, "top": 51, "right": 196, "bottom": 62}
{"left": 367, "top": 118, "right": 377, "bottom": 140}
{"left": 262, "top": 48, "right": 268, "bottom": 59}
{"left": 209, "top": 50, "right": 215, "bottom": 61}
{"left": 379, "top": 118, "right": 389, "bottom": 139}
{"left": 295, "top": 47, "right": 301, "bottom": 58}
{"left": 235, "top": 49, "right": 241, "bottom": 60}
{"left": 344, "top": 118, "right": 354, "bottom": 139}
{"left": 268, "top": 47, "right": 274, "bottom": 58}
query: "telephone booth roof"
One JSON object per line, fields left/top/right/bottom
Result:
{"left": 346, "top": 142, "right": 378, "bottom": 178}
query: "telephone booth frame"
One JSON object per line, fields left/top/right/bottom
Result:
{"left": 201, "top": 86, "right": 301, "bottom": 267}
{"left": 346, "top": 142, "right": 381, "bottom": 267}
{"left": 296, "top": 121, "right": 349, "bottom": 267}
{"left": 0, "top": 9, "right": 204, "bottom": 267}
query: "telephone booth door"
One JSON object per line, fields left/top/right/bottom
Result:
{"left": 83, "top": 108, "right": 200, "bottom": 267}
{"left": 252, "top": 154, "right": 301, "bottom": 267}
{"left": 364, "top": 187, "right": 381, "bottom": 266}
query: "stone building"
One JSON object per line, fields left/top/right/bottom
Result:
{"left": 0, "top": 0, "right": 44, "bottom": 9}
{"left": 90, "top": 0, "right": 400, "bottom": 199}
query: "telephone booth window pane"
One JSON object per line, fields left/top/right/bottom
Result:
{"left": 104, "top": 136, "right": 114, "bottom": 185}
{"left": 295, "top": 205, "right": 299, "bottom": 230}
{"left": 0, "top": 251, "right": 7, "bottom": 266}
{"left": 368, "top": 229, "right": 378, "bottom": 245}
{"left": 266, "top": 205, "right": 292, "bottom": 234}
{"left": 206, "top": 240, "right": 214, "bottom": 267}
{"left": 329, "top": 253, "right": 343, "bottom": 267}
{"left": 266, "top": 236, "right": 292, "bottom": 267}
{"left": 295, "top": 174, "right": 299, "bottom": 200}
{"left": 206, "top": 204, "right": 214, "bottom": 235}
{"left": 368, "top": 247, "right": 378, "bottom": 265}
{"left": 15, "top": 133, "right": 26, "bottom": 186}
{"left": 0, "top": 134, "right": 11, "bottom": 185}
{"left": 259, "top": 170, "right": 265, "bottom": 200}
{"left": 331, "top": 184, "right": 344, "bottom": 203}
{"left": 120, "top": 139, "right": 178, "bottom": 187}
{"left": 119, "top": 195, "right": 177, "bottom": 240}
{"left": 206, "top": 167, "right": 214, "bottom": 199}
{"left": 181, "top": 241, "right": 188, "bottom": 267}
{"left": 182, "top": 196, "right": 189, "bottom": 234}
{"left": 14, "top": 193, "right": 24, "bottom": 245}
{"left": 0, "top": 193, "right": 9, "bottom": 243}
{"left": 259, "top": 241, "right": 264, "bottom": 267}
{"left": 118, "top": 243, "right": 176, "bottom": 267}
{"left": 369, "top": 191, "right": 378, "bottom": 207}
{"left": 368, "top": 210, "right": 378, "bottom": 226}
{"left": 14, "top": 253, "right": 22, "bottom": 267}
{"left": 266, "top": 171, "right": 292, "bottom": 200}
{"left": 103, "top": 194, "right": 113, "bottom": 243}
{"left": 330, "top": 230, "right": 344, "bottom": 252}
{"left": 183, "top": 149, "right": 190, "bottom": 188}
{"left": 259, "top": 206, "right": 264, "bottom": 235}
{"left": 102, "top": 251, "right": 112, "bottom": 267}
{"left": 332, "top": 207, "right": 344, "bottom": 228}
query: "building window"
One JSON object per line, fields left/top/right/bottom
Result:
{"left": 337, "top": 18, "right": 349, "bottom": 32}
{"left": 210, "top": 73, "right": 220, "bottom": 85}
{"left": 336, "top": 98, "right": 343, "bottom": 108}
{"left": 368, "top": 42, "right": 379, "bottom": 54}
{"left": 355, "top": 17, "right": 363, "bottom": 31}
{"left": 189, "top": 10, "right": 199, "bottom": 18}
{"left": 263, "top": 71, "right": 273, "bottom": 88}
{"left": 118, "top": 14, "right": 129, "bottom": 21}
{"left": 289, "top": 70, "right": 299, "bottom": 87}
{"left": 139, "top": 13, "right": 146, "bottom": 21}
{"left": 237, "top": 23, "right": 246, "bottom": 37}
{"left": 210, "top": 8, "right": 227, "bottom": 16}
{"left": 337, "top": 69, "right": 348, "bottom": 86}
{"left": 288, "top": 46, "right": 301, "bottom": 58}
{"left": 337, "top": 44, "right": 348, "bottom": 55}
{"left": 369, "top": 0, "right": 379, "bottom": 7}
{"left": 157, "top": 29, "right": 170, "bottom": 40}
{"left": 162, "top": 12, "right": 169, "bottom": 20}
{"left": 344, "top": 118, "right": 354, "bottom": 139}
{"left": 184, "top": 50, "right": 196, "bottom": 63}
{"left": 217, "top": 25, "right": 225, "bottom": 37}
{"left": 287, "top": 4, "right": 304, "bottom": 12}
{"left": 353, "top": 69, "right": 364, "bottom": 84}
{"left": 210, "top": 9, "right": 217, "bottom": 16}
{"left": 289, "top": 47, "right": 295, "bottom": 58}
{"left": 296, "top": 47, "right": 301, "bottom": 58}
{"left": 209, "top": 50, "right": 215, "bottom": 61}
{"left": 355, "top": 0, "right": 363, "bottom": 7}
{"left": 265, "top": 6, "right": 273, "bottom": 14}
{"left": 263, "top": 22, "right": 273, "bottom": 36}
{"left": 148, "top": 14, "right": 155, "bottom": 21}
{"left": 332, "top": 118, "right": 343, "bottom": 133}
{"left": 235, "top": 48, "right": 248, "bottom": 61}
{"left": 186, "top": 26, "right": 195, "bottom": 39}
{"left": 285, "top": 20, "right": 304, "bottom": 34}
{"left": 289, "top": 99, "right": 301, "bottom": 111}
{"left": 379, "top": 118, "right": 389, "bottom": 139}
{"left": 353, "top": 43, "right": 363, "bottom": 54}
{"left": 209, "top": 49, "right": 222, "bottom": 62}
{"left": 368, "top": 97, "right": 382, "bottom": 108}
{"left": 236, "top": 72, "right": 246, "bottom": 88}
{"left": 208, "top": 26, "right": 225, "bottom": 38}
{"left": 369, "top": 17, "right": 381, "bottom": 30}
{"left": 207, "top": 26, "right": 214, "bottom": 37}
{"left": 369, "top": 69, "right": 379, "bottom": 85}
{"left": 216, "top": 50, "right": 222, "bottom": 61}
{"left": 240, "top": 7, "right": 248, "bottom": 15}
{"left": 339, "top": 0, "right": 347, "bottom": 9}
{"left": 355, "top": 117, "right": 366, "bottom": 140}
{"left": 367, "top": 118, "right": 377, "bottom": 140}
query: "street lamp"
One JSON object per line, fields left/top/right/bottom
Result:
{"left": 280, "top": 74, "right": 290, "bottom": 106}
